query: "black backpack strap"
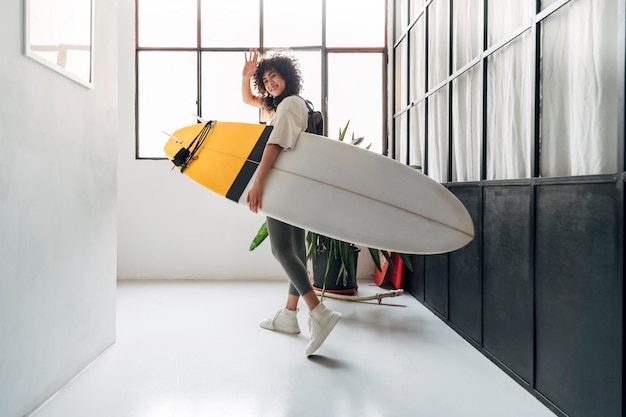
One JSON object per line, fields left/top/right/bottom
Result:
{"left": 304, "top": 98, "right": 314, "bottom": 113}
{"left": 297, "top": 95, "right": 314, "bottom": 112}
{"left": 298, "top": 96, "right": 324, "bottom": 135}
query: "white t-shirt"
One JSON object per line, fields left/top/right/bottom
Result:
{"left": 267, "top": 96, "right": 308, "bottom": 150}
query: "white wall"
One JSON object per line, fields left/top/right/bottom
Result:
{"left": 116, "top": 2, "right": 374, "bottom": 280}
{"left": 0, "top": 1, "right": 118, "bottom": 416}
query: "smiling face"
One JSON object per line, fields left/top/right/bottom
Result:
{"left": 262, "top": 70, "right": 286, "bottom": 97}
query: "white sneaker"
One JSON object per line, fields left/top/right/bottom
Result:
{"left": 260, "top": 308, "right": 301, "bottom": 334}
{"left": 305, "top": 303, "right": 342, "bottom": 356}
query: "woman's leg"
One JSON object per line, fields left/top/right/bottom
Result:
{"left": 259, "top": 217, "right": 309, "bottom": 334}
{"left": 266, "top": 217, "right": 316, "bottom": 303}
{"left": 265, "top": 217, "right": 340, "bottom": 355}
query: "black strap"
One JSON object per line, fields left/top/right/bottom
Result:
{"left": 172, "top": 121, "right": 215, "bottom": 173}
{"left": 225, "top": 125, "right": 273, "bottom": 202}
{"left": 299, "top": 96, "right": 315, "bottom": 113}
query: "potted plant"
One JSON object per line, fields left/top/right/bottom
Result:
{"left": 306, "top": 230, "right": 361, "bottom": 295}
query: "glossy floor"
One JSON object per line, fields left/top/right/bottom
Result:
{"left": 32, "top": 279, "right": 556, "bottom": 417}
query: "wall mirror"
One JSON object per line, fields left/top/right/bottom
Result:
{"left": 25, "top": 0, "right": 94, "bottom": 88}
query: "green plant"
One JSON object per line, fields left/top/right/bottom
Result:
{"left": 249, "top": 120, "right": 413, "bottom": 290}
{"left": 305, "top": 231, "right": 360, "bottom": 288}
{"left": 305, "top": 231, "right": 410, "bottom": 290}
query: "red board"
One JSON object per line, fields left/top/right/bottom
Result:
{"left": 387, "top": 253, "right": 404, "bottom": 290}
{"left": 373, "top": 255, "right": 389, "bottom": 286}
{"left": 374, "top": 252, "right": 404, "bottom": 290}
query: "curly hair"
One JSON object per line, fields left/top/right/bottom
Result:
{"left": 253, "top": 53, "right": 302, "bottom": 112}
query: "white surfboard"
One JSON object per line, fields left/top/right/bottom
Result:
{"left": 164, "top": 121, "right": 474, "bottom": 254}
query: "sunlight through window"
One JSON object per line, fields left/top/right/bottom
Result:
{"left": 136, "top": 0, "right": 387, "bottom": 159}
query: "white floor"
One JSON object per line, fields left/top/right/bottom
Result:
{"left": 32, "top": 279, "right": 556, "bottom": 417}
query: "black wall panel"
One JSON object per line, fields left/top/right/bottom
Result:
{"left": 448, "top": 186, "right": 482, "bottom": 343}
{"left": 424, "top": 254, "right": 449, "bottom": 317}
{"left": 404, "top": 255, "right": 425, "bottom": 301}
{"left": 535, "top": 183, "right": 622, "bottom": 417}
{"left": 482, "top": 186, "right": 533, "bottom": 383}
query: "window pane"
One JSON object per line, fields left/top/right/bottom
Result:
{"left": 427, "top": 87, "right": 449, "bottom": 182}
{"left": 395, "top": 0, "right": 409, "bottom": 40}
{"left": 394, "top": 112, "right": 408, "bottom": 163}
{"left": 328, "top": 53, "right": 383, "bottom": 154}
{"left": 327, "top": 0, "right": 385, "bottom": 47}
{"left": 453, "top": 0, "right": 483, "bottom": 71}
{"left": 137, "top": 0, "right": 197, "bottom": 47}
{"left": 427, "top": 0, "right": 449, "bottom": 89}
{"left": 201, "top": 52, "right": 259, "bottom": 123}
{"left": 263, "top": 0, "right": 321, "bottom": 47}
{"left": 137, "top": 51, "right": 197, "bottom": 158}
{"left": 540, "top": 0, "right": 618, "bottom": 176}
{"left": 487, "top": 0, "right": 533, "bottom": 47}
{"left": 452, "top": 64, "right": 482, "bottom": 182}
{"left": 289, "top": 50, "right": 322, "bottom": 111}
{"left": 201, "top": 0, "right": 259, "bottom": 47}
{"left": 409, "top": 17, "right": 425, "bottom": 102}
{"left": 410, "top": 0, "right": 425, "bottom": 21}
{"left": 486, "top": 33, "right": 532, "bottom": 180}
{"left": 541, "top": 0, "right": 560, "bottom": 10}
{"left": 409, "top": 103, "right": 425, "bottom": 171}
{"left": 395, "top": 38, "right": 408, "bottom": 111}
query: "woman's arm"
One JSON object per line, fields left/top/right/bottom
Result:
{"left": 246, "top": 143, "right": 282, "bottom": 213}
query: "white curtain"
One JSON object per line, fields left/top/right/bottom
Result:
{"left": 397, "top": 0, "right": 619, "bottom": 182}
{"left": 428, "top": 88, "right": 449, "bottom": 182}
{"left": 409, "top": 19, "right": 425, "bottom": 103}
{"left": 427, "top": 0, "right": 449, "bottom": 89}
{"left": 540, "top": 0, "right": 618, "bottom": 176}
{"left": 453, "top": 0, "right": 483, "bottom": 71}
{"left": 396, "top": 0, "right": 409, "bottom": 39}
{"left": 487, "top": 0, "right": 533, "bottom": 47}
{"left": 486, "top": 32, "right": 533, "bottom": 180}
{"left": 452, "top": 65, "right": 482, "bottom": 182}
{"left": 395, "top": 111, "right": 409, "bottom": 164}
{"left": 409, "top": 102, "right": 425, "bottom": 171}
{"left": 395, "top": 38, "right": 408, "bottom": 110}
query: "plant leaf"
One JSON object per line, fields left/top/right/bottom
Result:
{"left": 399, "top": 253, "right": 413, "bottom": 272}
{"left": 338, "top": 120, "right": 350, "bottom": 142}
{"left": 249, "top": 222, "right": 268, "bottom": 251}
{"left": 369, "top": 248, "right": 383, "bottom": 272}
{"left": 381, "top": 250, "right": 394, "bottom": 271}
{"left": 351, "top": 136, "right": 365, "bottom": 146}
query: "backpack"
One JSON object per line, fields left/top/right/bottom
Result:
{"left": 301, "top": 97, "right": 324, "bottom": 136}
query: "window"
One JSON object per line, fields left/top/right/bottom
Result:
{"left": 391, "top": 0, "right": 619, "bottom": 182}
{"left": 136, "top": 0, "right": 387, "bottom": 159}
{"left": 539, "top": 0, "right": 618, "bottom": 176}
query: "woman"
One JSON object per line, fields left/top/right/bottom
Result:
{"left": 242, "top": 49, "right": 341, "bottom": 357}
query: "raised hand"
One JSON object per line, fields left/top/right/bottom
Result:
{"left": 242, "top": 48, "right": 259, "bottom": 78}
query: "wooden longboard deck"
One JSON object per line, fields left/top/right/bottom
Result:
{"left": 314, "top": 288, "right": 404, "bottom": 304}
{"left": 164, "top": 121, "right": 474, "bottom": 254}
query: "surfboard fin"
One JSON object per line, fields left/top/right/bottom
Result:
{"left": 162, "top": 131, "right": 183, "bottom": 144}
{"left": 193, "top": 114, "right": 207, "bottom": 124}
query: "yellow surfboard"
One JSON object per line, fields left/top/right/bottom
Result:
{"left": 164, "top": 121, "right": 474, "bottom": 254}
{"left": 164, "top": 121, "right": 271, "bottom": 202}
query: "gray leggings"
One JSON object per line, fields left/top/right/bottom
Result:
{"left": 266, "top": 217, "right": 313, "bottom": 297}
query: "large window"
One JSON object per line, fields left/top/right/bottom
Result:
{"left": 392, "top": 0, "right": 619, "bottom": 182}
{"left": 136, "top": 0, "right": 387, "bottom": 159}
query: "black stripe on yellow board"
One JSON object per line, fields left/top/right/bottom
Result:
{"left": 225, "top": 126, "right": 273, "bottom": 202}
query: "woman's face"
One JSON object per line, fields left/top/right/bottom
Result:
{"left": 262, "top": 69, "right": 286, "bottom": 97}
